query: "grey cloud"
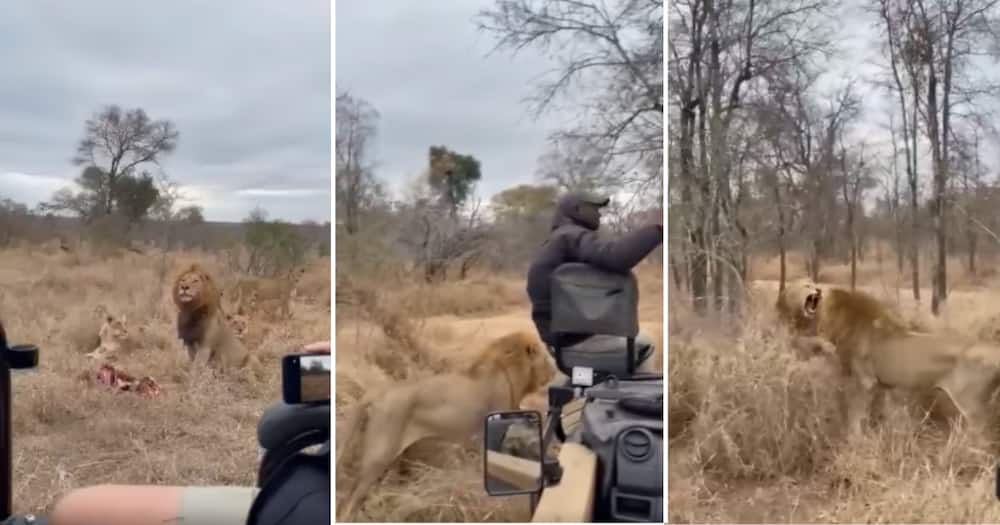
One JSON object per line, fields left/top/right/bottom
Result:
{"left": 336, "top": 1, "right": 569, "bottom": 201}
{"left": 0, "top": 0, "right": 330, "bottom": 223}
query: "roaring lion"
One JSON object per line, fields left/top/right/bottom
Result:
{"left": 173, "top": 264, "right": 250, "bottom": 371}
{"left": 85, "top": 314, "right": 135, "bottom": 360}
{"left": 335, "top": 330, "right": 555, "bottom": 520}
{"left": 231, "top": 267, "right": 306, "bottom": 320}
{"left": 776, "top": 279, "right": 1000, "bottom": 440}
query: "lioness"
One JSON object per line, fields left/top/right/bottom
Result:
{"left": 231, "top": 267, "right": 306, "bottom": 320}
{"left": 777, "top": 279, "right": 1000, "bottom": 440}
{"left": 335, "top": 330, "right": 555, "bottom": 520}
{"left": 173, "top": 264, "right": 250, "bottom": 371}
{"left": 85, "top": 315, "right": 134, "bottom": 360}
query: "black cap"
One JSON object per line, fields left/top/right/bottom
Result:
{"left": 567, "top": 191, "right": 610, "bottom": 207}
{"left": 553, "top": 191, "right": 608, "bottom": 230}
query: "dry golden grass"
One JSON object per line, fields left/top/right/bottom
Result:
{"left": 335, "top": 263, "right": 663, "bottom": 522}
{"left": 0, "top": 244, "right": 330, "bottom": 515}
{"left": 669, "top": 251, "right": 1000, "bottom": 523}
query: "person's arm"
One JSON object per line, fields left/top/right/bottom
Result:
{"left": 302, "top": 341, "right": 330, "bottom": 353}
{"left": 569, "top": 224, "right": 663, "bottom": 273}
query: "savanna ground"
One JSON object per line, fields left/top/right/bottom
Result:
{"left": 0, "top": 241, "right": 330, "bottom": 515}
{"left": 668, "top": 248, "right": 1000, "bottom": 523}
{"left": 334, "top": 261, "right": 664, "bottom": 522}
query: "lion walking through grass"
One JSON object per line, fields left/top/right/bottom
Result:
{"left": 335, "top": 330, "right": 555, "bottom": 521}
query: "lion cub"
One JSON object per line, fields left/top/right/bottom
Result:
{"left": 86, "top": 315, "right": 136, "bottom": 360}
{"left": 225, "top": 312, "right": 249, "bottom": 341}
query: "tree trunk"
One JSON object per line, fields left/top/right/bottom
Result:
{"left": 678, "top": 94, "right": 708, "bottom": 314}
{"left": 909, "top": 105, "right": 921, "bottom": 302}
{"left": 809, "top": 239, "right": 821, "bottom": 282}
{"left": 896, "top": 222, "right": 904, "bottom": 274}
{"left": 909, "top": 79, "right": 922, "bottom": 301}
{"left": 774, "top": 178, "right": 787, "bottom": 292}
{"left": 711, "top": 211, "right": 724, "bottom": 311}
{"left": 459, "top": 253, "right": 478, "bottom": 280}
{"left": 847, "top": 201, "right": 857, "bottom": 291}
{"left": 935, "top": 22, "right": 955, "bottom": 311}
{"left": 926, "top": 44, "right": 945, "bottom": 315}
{"left": 968, "top": 226, "right": 977, "bottom": 275}
{"left": 880, "top": 0, "right": 921, "bottom": 300}
{"left": 850, "top": 230, "right": 858, "bottom": 291}
{"left": 669, "top": 251, "right": 685, "bottom": 292}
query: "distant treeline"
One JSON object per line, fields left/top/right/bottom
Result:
{"left": 0, "top": 212, "right": 330, "bottom": 254}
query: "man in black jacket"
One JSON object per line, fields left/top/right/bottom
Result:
{"left": 526, "top": 191, "right": 663, "bottom": 370}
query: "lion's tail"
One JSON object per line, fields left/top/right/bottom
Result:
{"left": 335, "top": 399, "right": 371, "bottom": 472}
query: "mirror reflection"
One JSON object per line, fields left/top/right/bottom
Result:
{"left": 299, "top": 354, "right": 331, "bottom": 403}
{"left": 484, "top": 411, "right": 543, "bottom": 496}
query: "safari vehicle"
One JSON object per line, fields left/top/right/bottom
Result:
{"left": 483, "top": 263, "right": 663, "bottom": 523}
{"left": 0, "top": 324, "right": 330, "bottom": 525}
{"left": 0, "top": 325, "right": 41, "bottom": 524}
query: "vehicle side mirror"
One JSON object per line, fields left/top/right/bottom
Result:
{"left": 483, "top": 410, "right": 543, "bottom": 496}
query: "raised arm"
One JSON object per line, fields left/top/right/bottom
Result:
{"left": 568, "top": 224, "right": 663, "bottom": 273}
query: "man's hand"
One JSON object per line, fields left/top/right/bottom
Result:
{"left": 302, "top": 341, "right": 330, "bottom": 353}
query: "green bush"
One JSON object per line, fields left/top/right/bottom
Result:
{"left": 234, "top": 207, "right": 307, "bottom": 277}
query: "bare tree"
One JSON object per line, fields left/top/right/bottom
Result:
{"left": 951, "top": 127, "right": 990, "bottom": 274}
{"left": 753, "top": 71, "right": 860, "bottom": 285}
{"left": 477, "top": 0, "right": 663, "bottom": 190}
{"left": 73, "top": 105, "right": 179, "bottom": 216}
{"left": 535, "top": 136, "right": 617, "bottom": 193}
{"left": 752, "top": 112, "right": 797, "bottom": 293}
{"left": 398, "top": 198, "right": 492, "bottom": 283}
{"left": 336, "top": 90, "right": 386, "bottom": 235}
{"left": 875, "top": 0, "right": 925, "bottom": 300}
{"left": 881, "top": 109, "right": 905, "bottom": 275}
{"left": 876, "top": 0, "right": 1000, "bottom": 313}
{"left": 669, "top": 0, "right": 836, "bottom": 314}
{"left": 839, "top": 141, "right": 875, "bottom": 290}
{"left": 0, "top": 197, "right": 30, "bottom": 247}
{"left": 147, "top": 171, "right": 188, "bottom": 221}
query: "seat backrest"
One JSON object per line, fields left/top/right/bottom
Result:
{"left": 550, "top": 262, "right": 640, "bottom": 339}
{"left": 247, "top": 441, "right": 330, "bottom": 525}
{"left": 257, "top": 400, "right": 330, "bottom": 451}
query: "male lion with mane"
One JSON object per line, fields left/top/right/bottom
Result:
{"left": 776, "top": 279, "right": 1000, "bottom": 443}
{"left": 335, "top": 330, "right": 555, "bottom": 520}
{"left": 173, "top": 264, "right": 249, "bottom": 371}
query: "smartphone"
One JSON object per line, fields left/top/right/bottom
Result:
{"left": 281, "top": 352, "right": 331, "bottom": 404}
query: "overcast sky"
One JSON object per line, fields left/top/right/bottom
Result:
{"left": 336, "top": 1, "right": 574, "bottom": 202}
{"left": 0, "top": 1, "right": 331, "bottom": 223}
{"left": 805, "top": 1, "right": 1000, "bottom": 187}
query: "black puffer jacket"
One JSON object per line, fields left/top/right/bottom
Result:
{"left": 525, "top": 195, "right": 663, "bottom": 346}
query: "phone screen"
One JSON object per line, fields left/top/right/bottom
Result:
{"left": 298, "top": 353, "right": 331, "bottom": 403}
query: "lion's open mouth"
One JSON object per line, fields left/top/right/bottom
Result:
{"left": 177, "top": 292, "right": 194, "bottom": 303}
{"left": 803, "top": 290, "right": 821, "bottom": 317}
